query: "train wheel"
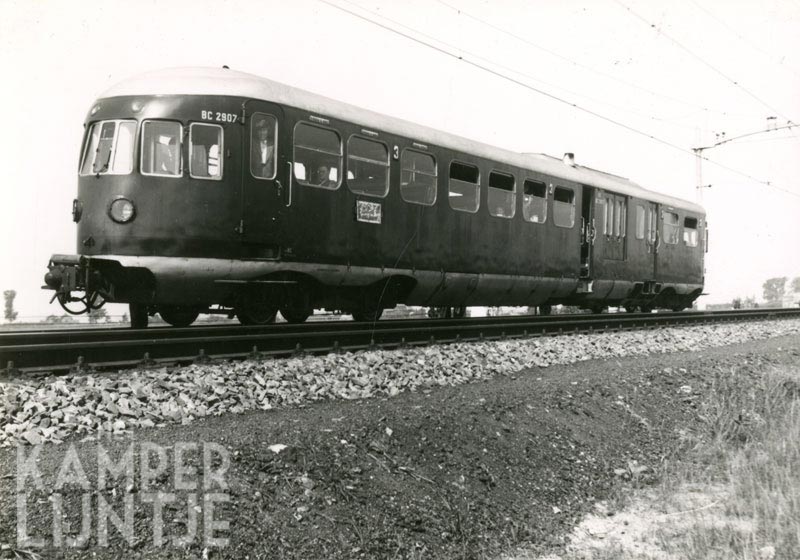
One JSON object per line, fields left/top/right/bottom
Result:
{"left": 352, "top": 308, "right": 383, "bottom": 322}
{"left": 589, "top": 305, "right": 605, "bottom": 314}
{"left": 236, "top": 304, "right": 278, "bottom": 325}
{"left": 640, "top": 305, "right": 654, "bottom": 313}
{"left": 130, "top": 304, "right": 148, "bottom": 329}
{"left": 280, "top": 292, "right": 312, "bottom": 324}
{"left": 539, "top": 304, "right": 552, "bottom": 316}
{"left": 451, "top": 306, "right": 467, "bottom": 319}
{"left": 624, "top": 305, "right": 638, "bottom": 313}
{"left": 671, "top": 305, "right": 686, "bottom": 312}
{"left": 159, "top": 306, "right": 199, "bottom": 328}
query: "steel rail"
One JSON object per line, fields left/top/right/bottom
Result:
{"left": 2, "top": 308, "right": 798, "bottom": 375}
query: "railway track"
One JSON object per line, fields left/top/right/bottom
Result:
{"left": 2, "top": 308, "right": 799, "bottom": 375}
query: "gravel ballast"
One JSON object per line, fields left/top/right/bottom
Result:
{"left": 2, "top": 319, "right": 800, "bottom": 447}
{"left": 1, "top": 323, "right": 798, "bottom": 559}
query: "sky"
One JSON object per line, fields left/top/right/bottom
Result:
{"left": 1, "top": 0, "right": 799, "bottom": 321}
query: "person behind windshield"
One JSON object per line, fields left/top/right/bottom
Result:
{"left": 251, "top": 117, "right": 275, "bottom": 178}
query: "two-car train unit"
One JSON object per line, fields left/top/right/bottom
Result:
{"left": 43, "top": 67, "right": 706, "bottom": 328}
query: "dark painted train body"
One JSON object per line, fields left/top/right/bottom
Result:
{"left": 44, "top": 67, "right": 706, "bottom": 327}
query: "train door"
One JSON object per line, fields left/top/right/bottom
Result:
{"left": 580, "top": 186, "right": 596, "bottom": 278}
{"left": 601, "top": 193, "right": 627, "bottom": 261}
{"left": 239, "top": 101, "right": 288, "bottom": 251}
{"left": 645, "top": 202, "right": 659, "bottom": 278}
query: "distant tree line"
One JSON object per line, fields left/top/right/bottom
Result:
{"left": 3, "top": 290, "right": 18, "bottom": 323}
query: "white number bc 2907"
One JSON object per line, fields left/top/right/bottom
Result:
{"left": 200, "top": 110, "right": 238, "bottom": 123}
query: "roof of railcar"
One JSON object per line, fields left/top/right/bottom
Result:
{"left": 101, "top": 67, "right": 704, "bottom": 214}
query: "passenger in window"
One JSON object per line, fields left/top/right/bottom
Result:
{"left": 251, "top": 117, "right": 275, "bottom": 178}
{"left": 314, "top": 164, "right": 335, "bottom": 188}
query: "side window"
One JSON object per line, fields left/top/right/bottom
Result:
{"left": 553, "top": 186, "right": 575, "bottom": 228}
{"left": 488, "top": 171, "right": 516, "bottom": 218}
{"left": 250, "top": 113, "right": 277, "bottom": 180}
{"left": 617, "top": 199, "right": 626, "bottom": 237}
{"left": 347, "top": 136, "right": 389, "bottom": 197}
{"left": 635, "top": 205, "right": 645, "bottom": 239}
{"left": 141, "top": 120, "right": 182, "bottom": 177}
{"left": 663, "top": 211, "right": 680, "bottom": 244}
{"left": 80, "top": 120, "right": 136, "bottom": 176}
{"left": 522, "top": 180, "right": 547, "bottom": 223}
{"left": 448, "top": 161, "right": 480, "bottom": 213}
{"left": 604, "top": 196, "right": 613, "bottom": 235}
{"left": 400, "top": 149, "right": 437, "bottom": 205}
{"left": 189, "top": 123, "right": 223, "bottom": 180}
{"left": 293, "top": 122, "right": 342, "bottom": 189}
{"left": 683, "top": 217, "right": 699, "bottom": 247}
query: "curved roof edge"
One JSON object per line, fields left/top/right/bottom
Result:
{"left": 101, "top": 67, "right": 704, "bottom": 214}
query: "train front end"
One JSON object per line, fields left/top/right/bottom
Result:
{"left": 43, "top": 79, "right": 249, "bottom": 327}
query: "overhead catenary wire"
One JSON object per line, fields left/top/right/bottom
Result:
{"left": 613, "top": 0, "right": 798, "bottom": 126}
{"left": 323, "top": 0, "right": 703, "bottom": 132}
{"left": 317, "top": 0, "right": 800, "bottom": 199}
{"left": 687, "top": 0, "right": 800, "bottom": 81}
{"left": 434, "top": 0, "right": 761, "bottom": 120}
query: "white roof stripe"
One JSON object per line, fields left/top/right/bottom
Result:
{"left": 101, "top": 67, "right": 704, "bottom": 214}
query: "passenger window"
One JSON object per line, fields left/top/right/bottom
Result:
{"left": 189, "top": 123, "right": 223, "bottom": 180}
{"left": 347, "top": 136, "right": 389, "bottom": 197}
{"left": 293, "top": 122, "right": 342, "bottom": 189}
{"left": 488, "top": 171, "right": 516, "bottom": 218}
{"left": 617, "top": 199, "right": 626, "bottom": 237}
{"left": 80, "top": 120, "right": 137, "bottom": 176}
{"left": 400, "top": 149, "right": 437, "bottom": 205}
{"left": 604, "top": 196, "right": 612, "bottom": 235}
{"left": 635, "top": 205, "right": 645, "bottom": 239}
{"left": 663, "top": 211, "right": 680, "bottom": 244}
{"left": 522, "top": 180, "right": 547, "bottom": 223}
{"left": 250, "top": 113, "right": 277, "bottom": 180}
{"left": 448, "top": 161, "right": 480, "bottom": 213}
{"left": 141, "top": 120, "right": 182, "bottom": 177}
{"left": 553, "top": 186, "right": 575, "bottom": 228}
{"left": 683, "top": 217, "right": 699, "bottom": 247}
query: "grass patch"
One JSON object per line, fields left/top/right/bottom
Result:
{"left": 530, "top": 364, "right": 800, "bottom": 560}
{"left": 654, "top": 365, "right": 800, "bottom": 559}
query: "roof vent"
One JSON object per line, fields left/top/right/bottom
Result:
{"left": 222, "top": 65, "right": 230, "bottom": 69}
{"left": 563, "top": 152, "right": 575, "bottom": 166}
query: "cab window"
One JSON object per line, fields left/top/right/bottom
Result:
{"left": 250, "top": 113, "right": 277, "bottom": 179}
{"left": 141, "top": 120, "right": 182, "bottom": 177}
{"left": 347, "top": 136, "right": 389, "bottom": 197}
{"left": 80, "top": 120, "right": 137, "bottom": 176}
{"left": 488, "top": 171, "right": 516, "bottom": 218}
{"left": 400, "top": 149, "right": 437, "bottom": 205}
{"left": 663, "top": 211, "right": 680, "bottom": 244}
{"left": 189, "top": 123, "right": 223, "bottom": 180}
{"left": 293, "top": 122, "right": 342, "bottom": 189}
{"left": 522, "top": 180, "right": 547, "bottom": 223}
{"left": 448, "top": 161, "right": 480, "bottom": 213}
{"left": 553, "top": 186, "right": 575, "bottom": 228}
{"left": 683, "top": 217, "right": 699, "bottom": 247}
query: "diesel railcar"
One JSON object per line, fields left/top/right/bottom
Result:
{"left": 43, "top": 67, "right": 706, "bottom": 328}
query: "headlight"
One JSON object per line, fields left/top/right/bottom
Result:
{"left": 109, "top": 197, "right": 136, "bottom": 223}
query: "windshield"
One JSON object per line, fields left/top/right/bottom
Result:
{"left": 80, "top": 120, "right": 136, "bottom": 175}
